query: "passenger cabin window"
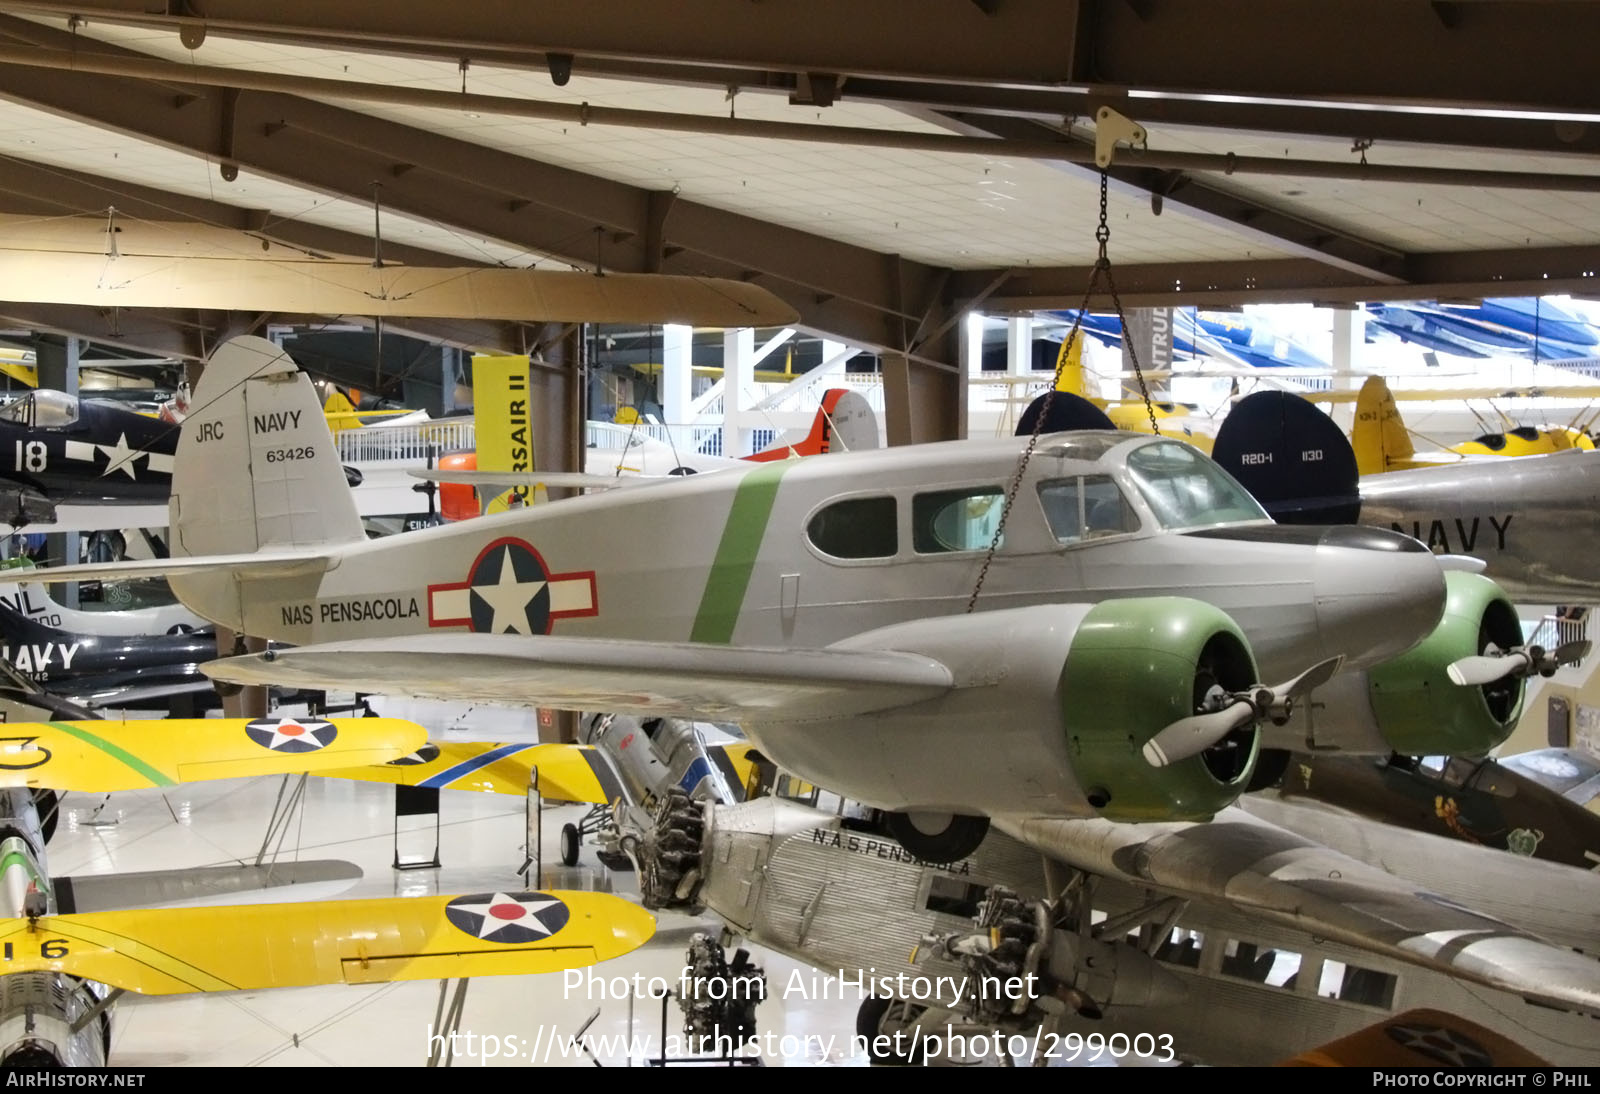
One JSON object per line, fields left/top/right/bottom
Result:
{"left": 1220, "top": 939, "right": 1303, "bottom": 990}
{"left": 1319, "top": 959, "right": 1397, "bottom": 1009}
{"left": 914, "top": 487, "right": 1005, "bottom": 553}
{"left": 1125, "top": 441, "right": 1267, "bottom": 530}
{"left": 1038, "top": 476, "right": 1140, "bottom": 543}
{"left": 806, "top": 496, "right": 897, "bottom": 559}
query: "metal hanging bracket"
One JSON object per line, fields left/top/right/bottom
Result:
{"left": 1094, "top": 107, "right": 1147, "bottom": 168}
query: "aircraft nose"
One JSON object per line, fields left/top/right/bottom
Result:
{"left": 1312, "top": 526, "right": 1446, "bottom": 670}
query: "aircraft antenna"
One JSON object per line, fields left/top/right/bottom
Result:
{"left": 967, "top": 153, "right": 1162, "bottom": 613}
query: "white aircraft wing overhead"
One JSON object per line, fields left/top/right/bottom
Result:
{"left": 205, "top": 634, "right": 954, "bottom": 721}
{"left": 406, "top": 469, "right": 659, "bottom": 490}
{"left": 1002, "top": 808, "right": 1600, "bottom": 1016}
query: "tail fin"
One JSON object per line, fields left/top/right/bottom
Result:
{"left": 747, "top": 389, "right": 880, "bottom": 462}
{"left": 171, "top": 336, "right": 364, "bottom": 558}
{"left": 1212, "top": 391, "right": 1361, "bottom": 524}
{"left": 1016, "top": 391, "right": 1116, "bottom": 435}
{"left": 1052, "top": 331, "right": 1089, "bottom": 396}
{"left": 1351, "top": 376, "right": 1413, "bottom": 475}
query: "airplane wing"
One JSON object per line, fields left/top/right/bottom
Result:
{"left": 0, "top": 888, "right": 653, "bottom": 993}
{"left": 60, "top": 860, "right": 363, "bottom": 913}
{"left": 1498, "top": 747, "right": 1600, "bottom": 806}
{"left": 0, "top": 716, "right": 427, "bottom": 792}
{"left": 407, "top": 469, "right": 656, "bottom": 491}
{"left": 33, "top": 548, "right": 336, "bottom": 584}
{"left": 314, "top": 741, "right": 624, "bottom": 803}
{"left": 204, "top": 635, "right": 954, "bottom": 721}
{"left": 1002, "top": 807, "right": 1600, "bottom": 1016}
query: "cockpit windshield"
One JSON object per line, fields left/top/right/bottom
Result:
{"left": 1125, "top": 441, "right": 1268, "bottom": 530}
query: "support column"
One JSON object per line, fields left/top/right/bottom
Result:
{"left": 722, "top": 327, "right": 755, "bottom": 458}
{"left": 1328, "top": 306, "right": 1365, "bottom": 430}
{"left": 1006, "top": 315, "right": 1033, "bottom": 376}
{"left": 660, "top": 323, "right": 693, "bottom": 451}
{"left": 528, "top": 322, "right": 582, "bottom": 745}
{"left": 36, "top": 335, "right": 78, "bottom": 607}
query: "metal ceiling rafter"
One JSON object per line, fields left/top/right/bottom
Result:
{"left": 0, "top": 15, "right": 951, "bottom": 357}
{"left": 933, "top": 111, "right": 1408, "bottom": 284}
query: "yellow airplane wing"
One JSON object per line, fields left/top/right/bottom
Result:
{"left": 316, "top": 741, "right": 621, "bottom": 803}
{"left": 707, "top": 741, "right": 761, "bottom": 801}
{"left": 0, "top": 717, "right": 427, "bottom": 792}
{"left": 0, "top": 889, "right": 653, "bottom": 994}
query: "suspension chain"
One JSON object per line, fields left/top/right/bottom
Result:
{"left": 965, "top": 169, "right": 1162, "bottom": 613}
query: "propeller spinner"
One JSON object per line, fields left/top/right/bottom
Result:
{"left": 1143, "top": 656, "right": 1344, "bottom": 768}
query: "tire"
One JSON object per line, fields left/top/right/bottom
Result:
{"left": 560, "top": 823, "right": 581, "bottom": 867}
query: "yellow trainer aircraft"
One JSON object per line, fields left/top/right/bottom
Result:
{"left": 0, "top": 715, "right": 655, "bottom": 1066}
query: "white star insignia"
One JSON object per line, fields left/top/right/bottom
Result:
{"left": 97, "top": 433, "right": 141, "bottom": 479}
{"left": 264, "top": 719, "right": 323, "bottom": 749}
{"left": 470, "top": 549, "right": 546, "bottom": 634}
{"left": 452, "top": 892, "right": 563, "bottom": 940}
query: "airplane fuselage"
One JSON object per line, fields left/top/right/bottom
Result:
{"left": 192, "top": 432, "right": 1446, "bottom": 686}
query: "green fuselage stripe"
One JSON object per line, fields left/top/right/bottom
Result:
{"left": 691, "top": 461, "right": 795, "bottom": 644}
{"left": 47, "top": 722, "right": 175, "bottom": 787}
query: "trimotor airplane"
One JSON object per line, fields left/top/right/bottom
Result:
{"left": 625, "top": 788, "right": 1600, "bottom": 1065}
{"left": 1208, "top": 386, "right": 1600, "bottom": 600}
{"left": 0, "top": 713, "right": 654, "bottom": 1066}
{"left": 41, "top": 337, "right": 1568, "bottom": 859}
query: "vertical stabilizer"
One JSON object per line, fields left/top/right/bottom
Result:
{"left": 746, "top": 389, "right": 881, "bottom": 462}
{"left": 1351, "top": 376, "right": 1413, "bottom": 475}
{"left": 170, "top": 336, "right": 364, "bottom": 558}
{"left": 1052, "top": 331, "right": 1089, "bottom": 396}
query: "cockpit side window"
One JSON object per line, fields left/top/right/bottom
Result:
{"left": 1038, "top": 476, "right": 1140, "bottom": 544}
{"left": 806, "top": 496, "right": 897, "bottom": 559}
{"left": 913, "top": 487, "right": 1005, "bottom": 553}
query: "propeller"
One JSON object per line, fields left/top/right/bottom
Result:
{"left": 1142, "top": 655, "right": 1344, "bottom": 769}
{"left": 1446, "top": 640, "right": 1591, "bottom": 687}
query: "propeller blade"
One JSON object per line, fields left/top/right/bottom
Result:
{"left": 1271, "top": 655, "right": 1345, "bottom": 706}
{"left": 1143, "top": 700, "right": 1255, "bottom": 768}
{"left": 1553, "top": 639, "right": 1592, "bottom": 670}
{"left": 1447, "top": 650, "right": 1533, "bottom": 687}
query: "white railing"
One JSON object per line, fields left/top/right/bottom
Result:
{"left": 336, "top": 419, "right": 476, "bottom": 463}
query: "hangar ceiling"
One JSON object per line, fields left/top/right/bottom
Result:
{"left": 0, "top": 0, "right": 1592, "bottom": 393}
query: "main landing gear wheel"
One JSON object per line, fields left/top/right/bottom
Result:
{"left": 560, "top": 823, "right": 581, "bottom": 867}
{"left": 855, "top": 997, "right": 926, "bottom": 1066}
{"left": 883, "top": 810, "right": 989, "bottom": 861}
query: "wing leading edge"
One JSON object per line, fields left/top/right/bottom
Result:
{"left": 1002, "top": 808, "right": 1600, "bottom": 1017}
{"left": 0, "top": 889, "right": 654, "bottom": 994}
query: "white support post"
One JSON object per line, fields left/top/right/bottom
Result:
{"left": 965, "top": 311, "right": 986, "bottom": 380}
{"left": 1329, "top": 307, "right": 1365, "bottom": 429}
{"left": 661, "top": 323, "right": 693, "bottom": 450}
{"left": 1007, "top": 315, "right": 1033, "bottom": 376}
{"left": 723, "top": 327, "right": 755, "bottom": 458}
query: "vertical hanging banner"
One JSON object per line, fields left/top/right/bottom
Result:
{"left": 1120, "top": 307, "right": 1174, "bottom": 398}
{"left": 472, "top": 354, "right": 534, "bottom": 515}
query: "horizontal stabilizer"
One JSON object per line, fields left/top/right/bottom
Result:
{"left": 317, "top": 741, "right": 623, "bottom": 803}
{"left": 28, "top": 548, "right": 338, "bottom": 585}
{"left": 60, "top": 860, "right": 364, "bottom": 914}
{"left": 0, "top": 717, "right": 428, "bottom": 792}
{"left": 0, "top": 888, "right": 654, "bottom": 994}
{"left": 205, "top": 635, "right": 954, "bottom": 721}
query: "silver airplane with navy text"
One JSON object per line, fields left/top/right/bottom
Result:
{"left": 44, "top": 335, "right": 1600, "bottom": 1019}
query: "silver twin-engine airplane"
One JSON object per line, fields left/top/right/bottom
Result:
{"left": 44, "top": 335, "right": 1600, "bottom": 1021}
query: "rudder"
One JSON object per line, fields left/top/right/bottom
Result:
{"left": 171, "top": 336, "right": 364, "bottom": 558}
{"left": 1351, "top": 376, "right": 1413, "bottom": 475}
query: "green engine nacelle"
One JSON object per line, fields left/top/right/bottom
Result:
{"left": 1368, "top": 570, "right": 1525, "bottom": 757}
{"left": 1062, "top": 597, "right": 1261, "bottom": 822}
